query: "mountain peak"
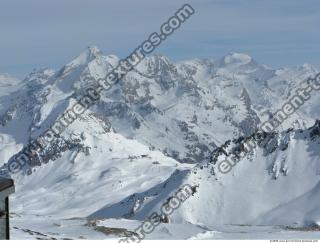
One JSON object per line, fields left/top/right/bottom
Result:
{"left": 146, "top": 54, "right": 171, "bottom": 65}
{"left": 300, "top": 63, "right": 317, "bottom": 73}
{"left": 87, "top": 46, "right": 102, "bottom": 57}
{"left": 220, "top": 52, "right": 254, "bottom": 67}
{"left": 67, "top": 46, "right": 102, "bottom": 67}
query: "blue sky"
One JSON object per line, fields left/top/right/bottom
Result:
{"left": 1, "top": 0, "right": 320, "bottom": 78}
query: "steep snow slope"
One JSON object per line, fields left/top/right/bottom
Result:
{"left": 182, "top": 128, "right": 320, "bottom": 227}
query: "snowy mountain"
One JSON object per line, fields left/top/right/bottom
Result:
{"left": 0, "top": 47, "right": 320, "bottom": 239}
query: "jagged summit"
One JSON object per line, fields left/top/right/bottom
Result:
{"left": 218, "top": 52, "right": 255, "bottom": 67}
{"left": 300, "top": 63, "right": 317, "bottom": 73}
{"left": 87, "top": 46, "right": 102, "bottom": 56}
{"left": 66, "top": 46, "right": 103, "bottom": 67}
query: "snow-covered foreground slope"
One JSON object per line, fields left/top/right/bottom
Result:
{"left": 10, "top": 111, "right": 192, "bottom": 217}
{"left": 61, "top": 122, "right": 320, "bottom": 228}
{"left": 0, "top": 47, "right": 320, "bottom": 239}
